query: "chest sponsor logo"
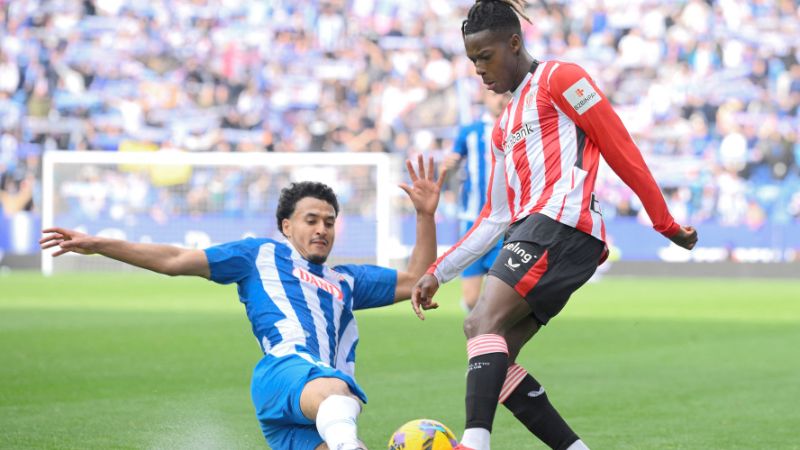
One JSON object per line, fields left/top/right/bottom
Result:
{"left": 562, "top": 77, "right": 601, "bottom": 115}
{"left": 293, "top": 267, "right": 344, "bottom": 301}
{"left": 504, "top": 122, "right": 535, "bottom": 152}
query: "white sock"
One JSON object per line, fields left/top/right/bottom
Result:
{"left": 460, "top": 427, "right": 490, "bottom": 450}
{"left": 315, "top": 395, "right": 363, "bottom": 450}
{"left": 567, "top": 439, "right": 590, "bottom": 449}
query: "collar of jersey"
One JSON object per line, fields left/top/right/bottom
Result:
{"left": 282, "top": 238, "right": 327, "bottom": 270}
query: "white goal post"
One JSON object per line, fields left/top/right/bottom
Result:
{"left": 42, "top": 151, "right": 398, "bottom": 275}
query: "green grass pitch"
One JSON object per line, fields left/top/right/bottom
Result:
{"left": 1, "top": 271, "right": 798, "bottom": 449}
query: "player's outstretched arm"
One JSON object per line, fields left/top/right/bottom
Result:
{"left": 547, "top": 62, "right": 698, "bottom": 245}
{"left": 394, "top": 155, "right": 445, "bottom": 306}
{"left": 40, "top": 227, "right": 210, "bottom": 278}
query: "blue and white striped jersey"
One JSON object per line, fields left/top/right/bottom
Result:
{"left": 204, "top": 237, "right": 397, "bottom": 378}
{"left": 454, "top": 115, "right": 494, "bottom": 223}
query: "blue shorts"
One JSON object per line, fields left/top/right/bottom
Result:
{"left": 251, "top": 353, "right": 367, "bottom": 450}
{"left": 461, "top": 221, "right": 503, "bottom": 278}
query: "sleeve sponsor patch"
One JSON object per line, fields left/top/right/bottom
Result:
{"left": 562, "top": 77, "right": 601, "bottom": 115}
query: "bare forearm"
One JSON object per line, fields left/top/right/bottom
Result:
{"left": 93, "top": 238, "right": 207, "bottom": 277}
{"left": 406, "top": 213, "right": 437, "bottom": 280}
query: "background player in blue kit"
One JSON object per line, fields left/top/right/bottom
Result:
{"left": 448, "top": 90, "right": 509, "bottom": 312}
{"left": 40, "top": 156, "right": 445, "bottom": 450}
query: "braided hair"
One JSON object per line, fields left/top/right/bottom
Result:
{"left": 462, "top": 0, "right": 532, "bottom": 37}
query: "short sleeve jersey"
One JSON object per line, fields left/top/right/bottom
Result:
{"left": 204, "top": 237, "right": 397, "bottom": 378}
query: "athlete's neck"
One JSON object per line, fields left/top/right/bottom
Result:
{"left": 511, "top": 52, "right": 536, "bottom": 92}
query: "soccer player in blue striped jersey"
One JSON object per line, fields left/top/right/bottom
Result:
{"left": 40, "top": 156, "right": 445, "bottom": 450}
{"left": 449, "top": 90, "right": 508, "bottom": 311}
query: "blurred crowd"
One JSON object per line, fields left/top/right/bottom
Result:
{"left": 1, "top": 0, "right": 800, "bottom": 238}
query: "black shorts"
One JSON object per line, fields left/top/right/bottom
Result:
{"left": 488, "top": 214, "right": 605, "bottom": 326}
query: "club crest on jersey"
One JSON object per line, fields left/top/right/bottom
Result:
{"left": 293, "top": 267, "right": 344, "bottom": 301}
{"left": 563, "top": 77, "right": 600, "bottom": 115}
{"left": 523, "top": 89, "right": 536, "bottom": 110}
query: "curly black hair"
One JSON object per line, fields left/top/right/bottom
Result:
{"left": 462, "top": 0, "right": 531, "bottom": 37}
{"left": 275, "top": 182, "right": 340, "bottom": 235}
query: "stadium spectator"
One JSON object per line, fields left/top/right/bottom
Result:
{"left": 2, "top": 0, "right": 800, "bottom": 255}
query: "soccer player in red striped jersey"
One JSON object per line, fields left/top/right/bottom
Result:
{"left": 410, "top": 1, "right": 698, "bottom": 450}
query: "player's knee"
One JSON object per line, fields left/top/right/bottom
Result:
{"left": 303, "top": 377, "right": 352, "bottom": 404}
{"left": 463, "top": 316, "right": 476, "bottom": 338}
{"left": 463, "top": 311, "right": 504, "bottom": 338}
{"left": 320, "top": 378, "right": 352, "bottom": 397}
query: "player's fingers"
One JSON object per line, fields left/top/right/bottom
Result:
{"left": 411, "top": 287, "right": 422, "bottom": 314}
{"left": 436, "top": 166, "right": 447, "bottom": 189}
{"left": 52, "top": 248, "right": 69, "bottom": 257}
{"left": 413, "top": 300, "right": 425, "bottom": 320}
{"left": 398, "top": 183, "right": 412, "bottom": 195}
{"left": 39, "top": 230, "right": 66, "bottom": 241}
{"left": 414, "top": 287, "right": 427, "bottom": 320}
{"left": 419, "top": 284, "right": 433, "bottom": 302}
{"left": 683, "top": 226, "right": 698, "bottom": 249}
{"left": 42, "top": 227, "right": 69, "bottom": 237}
{"left": 41, "top": 240, "right": 62, "bottom": 250}
{"left": 39, "top": 234, "right": 59, "bottom": 244}
{"left": 406, "top": 159, "right": 418, "bottom": 182}
{"left": 416, "top": 154, "right": 426, "bottom": 180}
{"left": 426, "top": 155, "right": 434, "bottom": 181}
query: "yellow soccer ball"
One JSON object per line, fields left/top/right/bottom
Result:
{"left": 387, "top": 419, "right": 458, "bottom": 450}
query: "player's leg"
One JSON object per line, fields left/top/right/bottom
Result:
{"left": 492, "top": 230, "right": 603, "bottom": 449}
{"left": 461, "top": 274, "right": 483, "bottom": 312}
{"left": 251, "top": 354, "right": 368, "bottom": 450}
{"left": 461, "top": 240, "right": 502, "bottom": 312}
{"left": 459, "top": 275, "right": 533, "bottom": 450}
{"left": 501, "top": 316, "right": 583, "bottom": 450}
{"left": 301, "top": 377, "right": 365, "bottom": 450}
{"left": 314, "top": 442, "right": 368, "bottom": 450}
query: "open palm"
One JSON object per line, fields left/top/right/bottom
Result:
{"left": 400, "top": 154, "right": 446, "bottom": 217}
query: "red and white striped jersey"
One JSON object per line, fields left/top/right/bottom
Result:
{"left": 429, "top": 60, "right": 680, "bottom": 284}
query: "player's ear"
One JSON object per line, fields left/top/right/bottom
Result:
{"left": 509, "top": 33, "right": 522, "bottom": 54}
{"left": 281, "top": 218, "right": 291, "bottom": 236}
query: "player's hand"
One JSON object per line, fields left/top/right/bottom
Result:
{"left": 399, "top": 154, "right": 446, "bottom": 218}
{"left": 411, "top": 274, "right": 440, "bottom": 320}
{"left": 40, "top": 227, "right": 98, "bottom": 256}
{"left": 669, "top": 225, "right": 698, "bottom": 250}
{"left": 442, "top": 152, "right": 461, "bottom": 172}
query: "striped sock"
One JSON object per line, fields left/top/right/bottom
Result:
{"left": 463, "top": 334, "right": 508, "bottom": 433}
{"left": 500, "top": 364, "right": 579, "bottom": 450}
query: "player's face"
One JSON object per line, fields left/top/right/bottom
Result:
{"left": 464, "top": 29, "right": 521, "bottom": 94}
{"left": 484, "top": 89, "right": 509, "bottom": 117}
{"left": 282, "top": 197, "right": 337, "bottom": 264}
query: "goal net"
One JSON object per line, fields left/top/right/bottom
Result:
{"left": 42, "top": 151, "right": 399, "bottom": 275}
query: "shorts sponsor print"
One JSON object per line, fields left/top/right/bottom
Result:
{"left": 489, "top": 214, "right": 604, "bottom": 325}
